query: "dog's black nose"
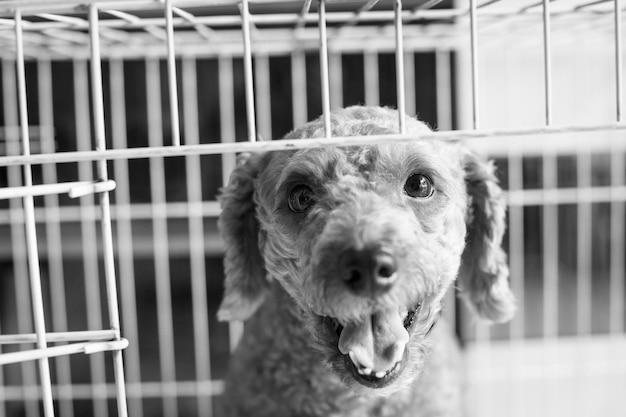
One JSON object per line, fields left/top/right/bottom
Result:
{"left": 341, "top": 249, "right": 398, "bottom": 296}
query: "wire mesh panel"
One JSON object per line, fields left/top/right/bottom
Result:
{"left": 0, "top": 1, "right": 624, "bottom": 417}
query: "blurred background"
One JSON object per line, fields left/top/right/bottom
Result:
{"left": 0, "top": 1, "right": 625, "bottom": 416}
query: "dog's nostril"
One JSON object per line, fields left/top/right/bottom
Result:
{"left": 377, "top": 265, "right": 393, "bottom": 279}
{"left": 375, "top": 255, "right": 397, "bottom": 281}
{"left": 346, "top": 269, "right": 363, "bottom": 286}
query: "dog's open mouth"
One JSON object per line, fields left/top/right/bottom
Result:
{"left": 324, "top": 303, "right": 421, "bottom": 388}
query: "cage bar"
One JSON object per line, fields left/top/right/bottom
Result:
{"left": 610, "top": 143, "right": 625, "bottom": 336}
{"left": 2, "top": 55, "right": 41, "bottom": 417}
{"left": 240, "top": 0, "right": 257, "bottom": 142}
{"left": 469, "top": 0, "right": 480, "bottom": 129}
{"left": 2, "top": 123, "right": 626, "bottom": 168}
{"left": 218, "top": 56, "right": 237, "bottom": 186}
{"left": 165, "top": 0, "right": 181, "bottom": 146}
{"left": 542, "top": 0, "right": 553, "bottom": 125}
{"left": 435, "top": 50, "right": 452, "bottom": 130}
{"left": 394, "top": 0, "right": 406, "bottom": 132}
{"left": 291, "top": 49, "right": 308, "bottom": 127}
{"left": 615, "top": 0, "right": 623, "bottom": 122}
{"left": 254, "top": 53, "right": 272, "bottom": 140}
{"left": 74, "top": 56, "right": 109, "bottom": 417}
{"left": 576, "top": 151, "right": 593, "bottom": 337}
{"left": 146, "top": 56, "right": 179, "bottom": 417}
{"left": 0, "top": 180, "right": 115, "bottom": 200}
{"left": 609, "top": 0, "right": 625, "bottom": 340}
{"left": 318, "top": 0, "right": 331, "bottom": 137}
{"left": 15, "top": 9, "right": 55, "bottom": 417}
{"left": 36, "top": 57, "right": 73, "bottom": 417}
{"left": 0, "top": 340, "right": 129, "bottom": 366}
{"left": 182, "top": 55, "right": 213, "bottom": 417}
{"left": 364, "top": 51, "right": 379, "bottom": 106}
{"left": 0, "top": 330, "right": 117, "bottom": 345}
{"left": 542, "top": 153, "right": 558, "bottom": 339}
{"left": 329, "top": 52, "right": 343, "bottom": 109}
{"left": 109, "top": 56, "right": 144, "bottom": 417}
{"left": 403, "top": 50, "right": 416, "bottom": 117}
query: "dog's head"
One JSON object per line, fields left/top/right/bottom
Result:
{"left": 217, "top": 106, "right": 515, "bottom": 395}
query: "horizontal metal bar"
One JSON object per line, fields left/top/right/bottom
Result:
{"left": 0, "top": 339, "right": 128, "bottom": 366}
{"left": 0, "top": 180, "right": 115, "bottom": 200}
{"left": 0, "top": 330, "right": 117, "bottom": 345}
{"left": 0, "top": 125, "right": 53, "bottom": 139}
{"left": 67, "top": 179, "right": 116, "bottom": 198}
{"left": 0, "top": 201, "right": 221, "bottom": 224}
{"left": 0, "top": 3, "right": 616, "bottom": 23}
{"left": 0, "top": 123, "right": 625, "bottom": 167}
{"left": 506, "top": 185, "right": 626, "bottom": 207}
{"left": 0, "top": 380, "right": 226, "bottom": 401}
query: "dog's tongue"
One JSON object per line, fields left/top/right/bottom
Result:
{"left": 338, "top": 309, "right": 409, "bottom": 373}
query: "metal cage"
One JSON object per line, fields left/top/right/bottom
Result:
{"left": 0, "top": 1, "right": 625, "bottom": 417}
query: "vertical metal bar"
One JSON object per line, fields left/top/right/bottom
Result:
{"left": 615, "top": 0, "right": 623, "bottom": 122}
{"left": 576, "top": 149, "right": 593, "bottom": 417}
{"left": 543, "top": 154, "right": 558, "bottom": 339}
{"left": 329, "top": 52, "right": 343, "bottom": 109}
{"left": 165, "top": 0, "right": 181, "bottom": 146}
{"left": 74, "top": 58, "right": 108, "bottom": 417}
{"left": 146, "top": 57, "right": 179, "bottom": 417}
{"left": 364, "top": 50, "right": 379, "bottom": 106}
{"left": 394, "top": 0, "right": 406, "bottom": 132}
{"left": 542, "top": 0, "right": 553, "bottom": 126}
{"left": 291, "top": 49, "right": 308, "bottom": 127}
{"left": 508, "top": 170, "right": 525, "bottom": 341}
{"left": 240, "top": 0, "right": 257, "bottom": 142}
{"left": 403, "top": 51, "right": 416, "bottom": 117}
{"left": 218, "top": 56, "right": 237, "bottom": 186}
{"left": 38, "top": 57, "right": 75, "bottom": 417}
{"left": 468, "top": 0, "right": 487, "bottom": 349}
{"left": 435, "top": 50, "right": 452, "bottom": 130}
{"left": 15, "top": 10, "right": 55, "bottom": 417}
{"left": 254, "top": 53, "right": 272, "bottom": 140}
{"left": 610, "top": 142, "right": 625, "bottom": 335}
{"left": 2, "top": 57, "right": 40, "bottom": 417}
{"left": 218, "top": 57, "right": 244, "bottom": 349}
{"left": 109, "top": 57, "right": 144, "bottom": 417}
{"left": 318, "top": 0, "right": 331, "bottom": 137}
{"left": 610, "top": 0, "right": 625, "bottom": 332}
{"left": 609, "top": 129, "right": 626, "bottom": 417}
{"left": 182, "top": 55, "right": 213, "bottom": 417}
{"left": 577, "top": 152, "right": 592, "bottom": 337}
{"left": 87, "top": 6, "right": 129, "bottom": 417}
{"left": 469, "top": 0, "right": 480, "bottom": 129}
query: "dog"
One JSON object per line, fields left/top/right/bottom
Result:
{"left": 217, "top": 106, "right": 515, "bottom": 416}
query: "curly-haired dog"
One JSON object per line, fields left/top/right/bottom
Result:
{"left": 217, "top": 106, "right": 515, "bottom": 416}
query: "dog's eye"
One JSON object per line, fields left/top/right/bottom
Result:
{"left": 404, "top": 174, "right": 434, "bottom": 199}
{"left": 288, "top": 185, "right": 315, "bottom": 212}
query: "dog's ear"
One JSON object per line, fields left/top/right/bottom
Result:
{"left": 217, "top": 152, "right": 269, "bottom": 322}
{"left": 458, "top": 150, "right": 516, "bottom": 323}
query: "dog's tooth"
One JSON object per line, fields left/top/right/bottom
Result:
{"left": 348, "top": 351, "right": 362, "bottom": 368}
{"left": 375, "top": 371, "right": 386, "bottom": 379}
{"left": 357, "top": 367, "right": 372, "bottom": 376}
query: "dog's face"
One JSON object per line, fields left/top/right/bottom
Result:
{"left": 218, "top": 106, "right": 515, "bottom": 396}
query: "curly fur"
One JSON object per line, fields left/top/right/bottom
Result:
{"left": 217, "top": 106, "right": 515, "bottom": 416}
